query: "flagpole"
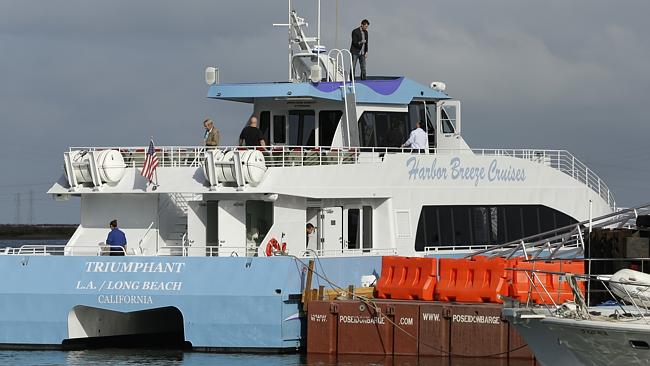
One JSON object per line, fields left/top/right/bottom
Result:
{"left": 151, "top": 136, "right": 159, "bottom": 190}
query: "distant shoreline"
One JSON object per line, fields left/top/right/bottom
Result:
{"left": 0, "top": 224, "right": 76, "bottom": 239}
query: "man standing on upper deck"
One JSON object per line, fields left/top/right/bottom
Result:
{"left": 350, "top": 19, "right": 369, "bottom": 80}
{"left": 203, "top": 118, "right": 220, "bottom": 147}
{"left": 106, "top": 219, "right": 127, "bottom": 256}
{"left": 401, "top": 121, "right": 428, "bottom": 153}
{"left": 239, "top": 116, "right": 267, "bottom": 147}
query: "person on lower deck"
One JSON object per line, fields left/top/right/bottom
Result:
{"left": 306, "top": 223, "right": 316, "bottom": 248}
{"left": 401, "top": 121, "right": 427, "bottom": 153}
{"left": 106, "top": 219, "right": 127, "bottom": 256}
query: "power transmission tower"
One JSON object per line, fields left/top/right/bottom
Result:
{"left": 29, "top": 190, "right": 34, "bottom": 224}
{"left": 15, "top": 193, "right": 21, "bottom": 224}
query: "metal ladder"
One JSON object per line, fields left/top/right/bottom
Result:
{"left": 327, "top": 49, "right": 358, "bottom": 147}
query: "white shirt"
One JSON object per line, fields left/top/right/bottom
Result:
{"left": 403, "top": 128, "right": 428, "bottom": 149}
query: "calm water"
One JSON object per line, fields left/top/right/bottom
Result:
{"left": 0, "top": 350, "right": 533, "bottom": 366}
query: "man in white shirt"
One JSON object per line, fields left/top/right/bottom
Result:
{"left": 401, "top": 121, "right": 428, "bottom": 153}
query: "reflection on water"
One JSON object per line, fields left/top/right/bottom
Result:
{"left": 0, "top": 350, "right": 535, "bottom": 366}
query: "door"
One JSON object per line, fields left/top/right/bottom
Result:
{"left": 217, "top": 200, "right": 246, "bottom": 256}
{"left": 319, "top": 207, "right": 343, "bottom": 254}
{"left": 186, "top": 201, "right": 207, "bottom": 256}
{"left": 435, "top": 100, "right": 461, "bottom": 150}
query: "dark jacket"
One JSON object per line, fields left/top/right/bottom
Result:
{"left": 350, "top": 27, "right": 368, "bottom": 55}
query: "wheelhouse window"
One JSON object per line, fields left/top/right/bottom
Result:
{"left": 414, "top": 205, "right": 577, "bottom": 251}
{"left": 409, "top": 103, "right": 435, "bottom": 148}
{"left": 273, "top": 115, "right": 286, "bottom": 144}
{"left": 440, "top": 105, "right": 456, "bottom": 134}
{"left": 259, "top": 111, "right": 270, "bottom": 145}
{"left": 319, "top": 110, "right": 342, "bottom": 147}
{"left": 358, "top": 111, "right": 409, "bottom": 147}
{"left": 288, "top": 110, "right": 315, "bottom": 146}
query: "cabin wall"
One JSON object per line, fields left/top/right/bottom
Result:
{"left": 68, "top": 194, "right": 159, "bottom": 255}
{"left": 259, "top": 195, "right": 306, "bottom": 256}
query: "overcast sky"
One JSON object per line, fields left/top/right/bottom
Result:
{"left": 1, "top": 0, "right": 649, "bottom": 224}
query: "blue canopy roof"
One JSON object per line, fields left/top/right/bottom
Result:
{"left": 206, "top": 77, "right": 450, "bottom": 104}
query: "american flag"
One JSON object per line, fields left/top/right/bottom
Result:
{"left": 141, "top": 139, "right": 159, "bottom": 182}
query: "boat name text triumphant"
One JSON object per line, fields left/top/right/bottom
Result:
{"left": 84, "top": 261, "right": 186, "bottom": 273}
{"left": 406, "top": 157, "right": 526, "bottom": 185}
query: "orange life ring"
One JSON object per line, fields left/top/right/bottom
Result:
{"left": 265, "top": 238, "right": 281, "bottom": 256}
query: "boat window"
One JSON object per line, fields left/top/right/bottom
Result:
{"left": 441, "top": 105, "right": 456, "bottom": 134}
{"left": 438, "top": 206, "right": 454, "bottom": 245}
{"left": 319, "top": 110, "right": 342, "bottom": 147}
{"left": 522, "top": 206, "right": 541, "bottom": 238}
{"left": 362, "top": 206, "right": 373, "bottom": 249}
{"left": 206, "top": 201, "right": 218, "bottom": 246}
{"left": 358, "top": 111, "right": 409, "bottom": 148}
{"left": 288, "top": 110, "right": 316, "bottom": 146}
{"left": 410, "top": 103, "right": 435, "bottom": 148}
{"left": 414, "top": 205, "right": 577, "bottom": 251}
{"left": 539, "top": 206, "right": 558, "bottom": 232}
{"left": 347, "top": 208, "right": 360, "bottom": 249}
{"left": 273, "top": 115, "right": 286, "bottom": 144}
{"left": 471, "top": 207, "right": 490, "bottom": 245}
{"left": 245, "top": 201, "right": 273, "bottom": 247}
{"left": 452, "top": 207, "right": 472, "bottom": 245}
{"left": 259, "top": 111, "right": 270, "bottom": 145}
{"left": 408, "top": 103, "right": 426, "bottom": 130}
{"left": 505, "top": 206, "right": 523, "bottom": 242}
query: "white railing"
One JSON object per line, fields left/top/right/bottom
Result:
{"left": 1, "top": 245, "right": 129, "bottom": 256}
{"left": 424, "top": 245, "right": 493, "bottom": 253}
{"left": 1, "top": 243, "right": 397, "bottom": 258}
{"left": 301, "top": 248, "right": 398, "bottom": 257}
{"left": 69, "top": 145, "right": 615, "bottom": 208}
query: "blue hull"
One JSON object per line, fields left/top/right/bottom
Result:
{"left": 0, "top": 255, "right": 381, "bottom": 351}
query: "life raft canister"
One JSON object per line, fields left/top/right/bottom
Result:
{"left": 265, "top": 238, "right": 287, "bottom": 256}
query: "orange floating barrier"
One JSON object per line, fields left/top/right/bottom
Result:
{"left": 376, "top": 256, "right": 437, "bottom": 301}
{"left": 436, "top": 256, "right": 510, "bottom": 303}
{"left": 508, "top": 259, "right": 585, "bottom": 305}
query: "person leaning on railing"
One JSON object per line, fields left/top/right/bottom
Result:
{"left": 401, "top": 121, "right": 427, "bottom": 153}
{"left": 106, "top": 219, "right": 127, "bottom": 256}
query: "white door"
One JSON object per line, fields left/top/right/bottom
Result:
{"left": 319, "top": 207, "right": 343, "bottom": 254}
{"left": 217, "top": 200, "right": 246, "bottom": 256}
{"left": 186, "top": 201, "right": 206, "bottom": 256}
{"left": 436, "top": 100, "right": 462, "bottom": 150}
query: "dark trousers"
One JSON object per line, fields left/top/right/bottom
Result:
{"left": 352, "top": 53, "right": 367, "bottom": 80}
{"left": 110, "top": 246, "right": 125, "bottom": 256}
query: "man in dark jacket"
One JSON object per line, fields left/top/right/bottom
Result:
{"left": 350, "top": 19, "right": 369, "bottom": 80}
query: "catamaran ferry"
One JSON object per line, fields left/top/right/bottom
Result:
{"left": 0, "top": 4, "right": 615, "bottom": 352}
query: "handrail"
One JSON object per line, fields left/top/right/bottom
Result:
{"left": 68, "top": 145, "right": 615, "bottom": 208}
{"left": 0, "top": 245, "right": 128, "bottom": 256}
{"left": 138, "top": 221, "right": 155, "bottom": 253}
{"left": 474, "top": 202, "right": 650, "bottom": 260}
